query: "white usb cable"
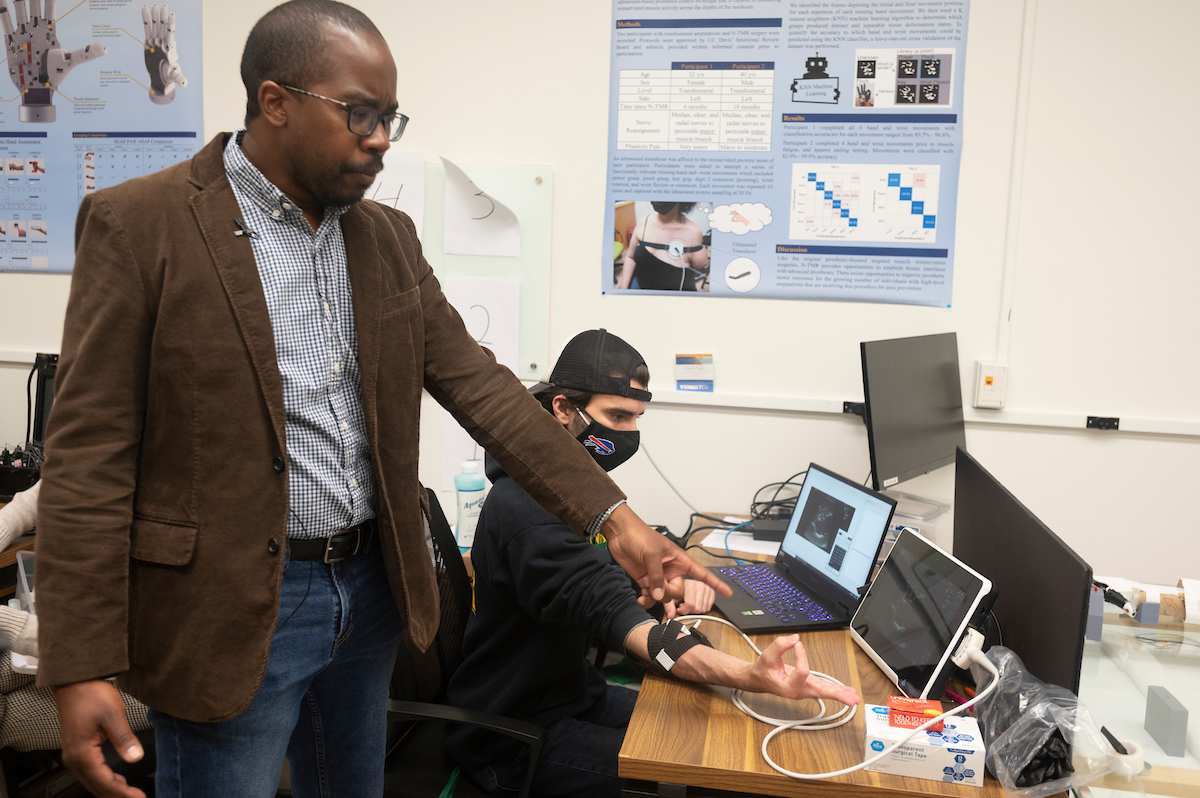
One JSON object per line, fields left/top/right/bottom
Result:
{"left": 674, "top": 615, "right": 1001, "bottom": 780}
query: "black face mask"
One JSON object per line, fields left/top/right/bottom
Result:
{"left": 575, "top": 408, "right": 639, "bottom": 472}
{"left": 651, "top": 201, "right": 678, "bottom": 215}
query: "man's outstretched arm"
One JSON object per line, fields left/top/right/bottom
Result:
{"left": 625, "top": 622, "right": 860, "bottom": 706}
{"left": 399, "top": 206, "right": 729, "bottom": 602}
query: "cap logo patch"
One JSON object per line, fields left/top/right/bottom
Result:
{"left": 584, "top": 435, "right": 615, "bottom": 455}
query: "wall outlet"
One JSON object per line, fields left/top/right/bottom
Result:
{"left": 974, "top": 361, "right": 1008, "bottom": 409}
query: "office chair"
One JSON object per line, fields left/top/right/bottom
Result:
{"left": 386, "top": 488, "right": 544, "bottom": 798}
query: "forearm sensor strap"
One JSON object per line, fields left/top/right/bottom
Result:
{"left": 645, "top": 620, "right": 713, "bottom": 677}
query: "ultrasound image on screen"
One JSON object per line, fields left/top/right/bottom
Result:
{"left": 796, "top": 488, "right": 856, "bottom": 553}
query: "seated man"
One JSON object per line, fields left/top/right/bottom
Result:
{"left": 446, "top": 329, "right": 859, "bottom": 798}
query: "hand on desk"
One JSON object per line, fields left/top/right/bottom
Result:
{"left": 678, "top": 579, "right": 715, "bottom": 615}
{"left": 637, "top": 577, "right": 716, "bottom": 619}
{"left": 746, "top": 634, "right": 861, "bottom": 705}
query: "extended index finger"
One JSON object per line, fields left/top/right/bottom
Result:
{"left": 678, "top": 551, "right": 733, "bottom": 597}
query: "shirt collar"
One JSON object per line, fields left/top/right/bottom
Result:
{"left": 223, "top": 131, "right": 350, "bottom": 226}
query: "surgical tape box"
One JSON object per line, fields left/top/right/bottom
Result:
{"left": 863, "top": 704, "right": 985, "bottom": 787}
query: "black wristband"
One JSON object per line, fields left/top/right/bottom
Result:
{"left": 644, "top": 620, "right": 713, "bottom": 677}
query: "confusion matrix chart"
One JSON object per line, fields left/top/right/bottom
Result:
{"left": 788, "top": 163, "right": 940, "bottom": 244}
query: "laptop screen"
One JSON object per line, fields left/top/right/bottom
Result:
{"left": 781, "top": 465, "right": 895, "bottom": 598}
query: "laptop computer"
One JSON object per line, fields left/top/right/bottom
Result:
{"left": 713, "top": 463, "right": 897, "bottom": 633}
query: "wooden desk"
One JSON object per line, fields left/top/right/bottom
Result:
{"left": 0, "top": 535, "right": 36, "bottom": 570}
{"left": 618, "top": 530, "right": 1009, "bottom": 798}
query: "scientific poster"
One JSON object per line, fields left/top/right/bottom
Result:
{"left": 0, "top": 1, "right": 203, "bottom": 274}
{"left": 603, "top": 1, "right": 968, "bottom": 307}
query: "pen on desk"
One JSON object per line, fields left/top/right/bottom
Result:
{"left": 943, "top": 689, "right": 967, "bottom": 705}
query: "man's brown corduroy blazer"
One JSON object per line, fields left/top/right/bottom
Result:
{"left": 34, "top": 133, "right": 624, "bottom": 723}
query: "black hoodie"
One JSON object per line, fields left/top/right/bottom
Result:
{"left": 445, "top": 455, "right": 653, "bottom": 769}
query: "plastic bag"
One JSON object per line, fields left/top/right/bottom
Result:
{"left": 969, "top": 647, "right": 1114, "bottom": 798}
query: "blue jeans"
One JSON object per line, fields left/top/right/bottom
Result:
{"left": 463, "top": 684, "right": 639, "bottom": 798}
{"left": 148, "top": 544, "right": 404, "bottom": 798}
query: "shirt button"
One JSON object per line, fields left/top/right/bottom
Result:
{"left": 268, "top": 538, "right": 280, "bottom": 555}
{"left": 351, "top": 478, "right": 358, "bottom": 488}
{"left": 333, "top": 363, "right": 341, "bottom": 374}
{"left": 271, "top": 209, "right": 282, "bottom": 219}
{"left": 341, "top": 422, "right": 349, "bottom": 431}
{"left": 282, "top": 203, "right": 292, "bottom": 211}
{"left": 273, "top": 456, "right": 285, "bottom": 472}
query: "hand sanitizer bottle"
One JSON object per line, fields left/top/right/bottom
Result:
{"left": 454, "top": 461, "right": 486, "bottom": 552}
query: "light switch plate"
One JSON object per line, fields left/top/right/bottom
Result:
{"left": 974, "top": 361, "right": 1008, "bottom": 409}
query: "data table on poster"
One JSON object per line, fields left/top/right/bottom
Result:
{"left": 73, "top": 132, "right": 199, "bottom": 203}
{"left": 0, "top": 132, "right": 51, "bottom": 271}
{"left": 616, "top": 62, "right": 773, "bottom": 152}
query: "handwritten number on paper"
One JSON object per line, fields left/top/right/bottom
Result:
{"left": 467, "top": 304, "right": 492, "bottom": 346}
{"left": 370, "top": 182, "right": 404, "bottom": 209}
{"left": 471, "top": 191, "right": 496, "bottom": 220}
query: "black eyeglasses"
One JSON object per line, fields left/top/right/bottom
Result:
{"left": 281, "top": 85, "right": 409, "bottom": 142}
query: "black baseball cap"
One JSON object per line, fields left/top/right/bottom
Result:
{"left": 531, "top": 329, "right": 652, "bottom": 402}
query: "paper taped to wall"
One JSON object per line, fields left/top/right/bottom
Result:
{"left": 442, "top": 157, "right": 521, "bottom": 257}
{"left": 441, "top": 276, "right": 521, "bottom": 489}
{"left": 371, "top": 150, "right": 426, "bottom": 235}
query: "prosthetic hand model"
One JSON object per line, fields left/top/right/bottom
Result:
{"left": 1, "top": 0, "right": 108, "bottom": 122}
{"left": 142, "top": 4, "right": 186, "bottom": 104}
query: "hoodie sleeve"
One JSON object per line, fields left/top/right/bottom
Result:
{"left": 503, "top": 514, "right": 653, "bottom": 652}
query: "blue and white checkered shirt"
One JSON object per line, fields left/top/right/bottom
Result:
{"left": 224, "top": 134, "right": 374, "bottom": 539}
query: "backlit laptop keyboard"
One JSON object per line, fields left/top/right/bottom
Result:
{"left": 719, "top": 564, "right": 836, "bottom": 624}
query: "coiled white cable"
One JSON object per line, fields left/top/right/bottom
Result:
{"left": 674, "top": 615, "right": 1001, "bottom": 780}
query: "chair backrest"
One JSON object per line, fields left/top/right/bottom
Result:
{"left": 391, "top": 488, "right": 474, "bottom": 704}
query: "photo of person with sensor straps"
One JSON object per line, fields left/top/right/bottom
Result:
{"left": 616, "top": 200, "right": 711, "bottom": 292}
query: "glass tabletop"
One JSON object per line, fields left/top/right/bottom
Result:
{"left": 1076, "top": 617, "right": 1198, "bottom": 798}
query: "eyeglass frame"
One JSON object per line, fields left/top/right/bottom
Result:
{"left": 279, "top": 84, "right": 409, "bottom": 142}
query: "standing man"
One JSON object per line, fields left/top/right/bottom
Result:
{"left": 34, "top": 3, "right": 726, "bottom": 797}
{"left": 447, "top": 330, "right": 859, "bottom": 797}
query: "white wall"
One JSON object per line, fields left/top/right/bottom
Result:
{"left": 1, "top": 0, "right": 1196, "bottom": 585}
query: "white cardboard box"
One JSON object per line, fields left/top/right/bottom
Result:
{"left": 863, "top": 704, "right": 986, "bottom": 787}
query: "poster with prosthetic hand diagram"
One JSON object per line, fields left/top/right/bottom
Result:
{"left": 0, "top": 1, "right": 202, "bottom": 274}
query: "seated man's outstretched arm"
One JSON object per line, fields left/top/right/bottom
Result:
{"left": 625, "top": 623, "right": 860, "bottom": 705}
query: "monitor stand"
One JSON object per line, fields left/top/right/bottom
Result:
{"left": 884, "top": 490, "right": 951, "bottom": 522}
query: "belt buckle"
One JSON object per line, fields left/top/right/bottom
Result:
{"left": 323, "top": 529, "right": 361, "bottom": 564}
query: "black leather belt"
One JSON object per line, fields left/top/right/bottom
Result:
{"left": 288, "top": 519, "right": 378, "bottom": 563}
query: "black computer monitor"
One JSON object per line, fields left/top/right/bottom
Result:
{"left": 953, "top": 448, "right": 1092, "bottom": 693}
{"left": 31, "top": 352, "right": 57, "bottom": 444}
{"left": 860, "top": 332, "right": 966, "bottom": 492}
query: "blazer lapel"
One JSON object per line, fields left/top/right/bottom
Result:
{"left": 190, "top": 166, "right": 287, "bottom": 454}
{"left": 341, "top": 205, "right": 382, "bottom": 439}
